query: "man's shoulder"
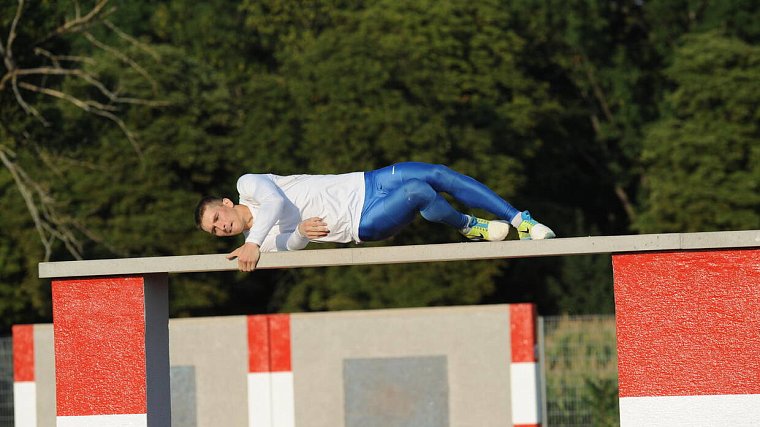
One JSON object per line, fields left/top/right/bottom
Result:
{"left": 237, "top": 173, "right": 276, "bottom": 181}
{"left": 236, "top": 173, "right": 280, "bottom": 190}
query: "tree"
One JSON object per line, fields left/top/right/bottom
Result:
{"left": 637, "top": 32, "right": 760, "bottom": 232}
{"left": 0, "top": 1, "right": 246, "bottom": 331}
{"left": 494, "top": 1, "right": 647, "bottom": 233}
{"left": 0, "top": 0, "right": 165, "bottom": 261}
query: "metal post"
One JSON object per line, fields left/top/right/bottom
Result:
{"left": 538, "top": 316, "right": 549, "bottom": 427}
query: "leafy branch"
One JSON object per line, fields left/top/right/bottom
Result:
{"left": 0, "top": 0, "right": 167, "bottom": 260}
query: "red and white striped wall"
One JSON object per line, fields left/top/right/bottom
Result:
{"left": 614, "top": 249, "right": 760, "bottom": 426}
{"left": 13, "top": 324, "right": 36, "bottom": 427}
{"left": 510, "top": 303, "right": 542, "bottom": 427}
{"left": 247, "top": 314, "right": 294, "bottom": 427}
{"left": 52, "top": 275, "right": 170, "bottom": 427}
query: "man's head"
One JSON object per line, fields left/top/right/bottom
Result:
{"left": 195, "top": 196, "right": 248, "bottom": 237}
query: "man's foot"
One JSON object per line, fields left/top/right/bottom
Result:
{"left": 516, "top": 211, "right": 556, "bottom": 240}
{"left": 460, "top": 216, "right": 510, "bottom": 241}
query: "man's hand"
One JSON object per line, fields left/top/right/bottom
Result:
{"left": 227, "top": 242, "right": 261, "bottom": 272}
{"left": 299, "top": 217, "right": 330, "bottom": 239}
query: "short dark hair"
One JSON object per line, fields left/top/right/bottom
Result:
{"left": 194, "top": 196, "right": 223, "bottom": 230}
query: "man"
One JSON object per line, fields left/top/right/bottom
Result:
{"left": 195, "top": 162, "right": 555, "bottom": 272}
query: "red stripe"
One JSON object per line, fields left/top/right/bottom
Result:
{"left": 12, "top": 325, "right": 34, "bottom": 382}
{"left": 510, "top": 304, "right": 537, "bottom": 363}
{"left": 614, "top": 249, "right": 760, "bottom": 397}
{"left": 248, "top": 315, "right": 270, "bottom": 373}
{"left": 248, "top": 314, "right": 291, "bottom": 372}
{"left": 53, "top": 277, "right": 148, "bottom": 416}
{"left": 269, "top": 314, "right": 291, "bottom": 372}
{"left": 514, "top": 424, "right": 541, "bottom": 427}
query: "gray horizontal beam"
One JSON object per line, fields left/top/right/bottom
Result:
{"left": 38, "top": 230, "right": 760, "bottom": 279}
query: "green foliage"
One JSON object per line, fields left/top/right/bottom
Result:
{"left": 637, "top": 33, "right": 760, "bottom": 232}
{"left": 547, "top": 254, "right": 614, "bottom": 315}
{"left": 1, "top": 0, "right": 758, "bottom": 333}
{"left": 506, "top": 0, "right": 661, "bottom": 224}
{"left": 583, "top": 378, "right": 620, "bottom": 427}
{"left": 278, "top": 259, "right": 500, "bottom": 312}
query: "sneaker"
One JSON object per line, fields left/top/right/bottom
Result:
{"left": 516, "top": 211, "right": 556, "bottom": 240}
{"left": 460, "top": 216, "right": 510, "bottom": 241}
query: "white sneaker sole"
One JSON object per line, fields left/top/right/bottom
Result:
{"left": 530, "top": 223, "right": 556, "bottom": 240}
{"left": 486, "top": 220, "right": 511, "bottom": 241}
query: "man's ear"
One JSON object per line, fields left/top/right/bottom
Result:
{"left": 222, "top": 198, "right": 234, "bottom": 208}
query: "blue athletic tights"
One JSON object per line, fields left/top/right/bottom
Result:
{"left": 358, "top": 162, "right": 521, "bottom": 241}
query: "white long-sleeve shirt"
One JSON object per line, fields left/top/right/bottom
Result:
{"left": 237, "top": 172, "right": 365, "bottom": 252}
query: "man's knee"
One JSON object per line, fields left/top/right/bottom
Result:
{"left": 426, "top": 163, "right": 457, "bottom": 187}
{"left": 402, "top": 178, "right": 436, "bottom": 203}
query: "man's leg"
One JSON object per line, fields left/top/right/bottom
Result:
{"left": 380, "top": 162, "right": 555, "bottom": 240}
{"left": 358, "top": 165, "right": 510, "bottom": 242}
{"left": 389, "top": 162, "right": 522, "bottom": 222}
{"left": 358, "top": 178, "right": 469, "bottom": 241}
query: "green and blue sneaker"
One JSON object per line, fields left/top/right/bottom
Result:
{"left": 460, "top": 216, "right": 510, "bottom": 241}
{"left": 516, "top": 211, "right": 556, "bottom": 240}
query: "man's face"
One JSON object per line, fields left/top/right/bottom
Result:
{"left": 200, "top": 198, "right": 246, "bottom": 237}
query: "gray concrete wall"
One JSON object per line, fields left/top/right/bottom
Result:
{"left": 168, "top": 316, "right": 248, "bottom": 427}
{"left": 33, "top": 325, "right": 54, "bottom": 427}
{"left": 291, "top": 305, "right": 513, "bottom": 427}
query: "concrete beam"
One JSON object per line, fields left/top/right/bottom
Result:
{"left": 38, "top": 230, "right": 760, "bottom": 278}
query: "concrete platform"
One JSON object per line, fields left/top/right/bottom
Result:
{"left": 38, "top": 230, "right": 760, "bottom": 278}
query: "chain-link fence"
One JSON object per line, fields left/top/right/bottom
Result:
{"left": 0, "top": 317, "right": 618, "bottom": 427}
{"left": 542, "top": 315, "right": 619, "bottom": 427}
{"left": 0, "top": 336, "right": 13, "bottom": 427}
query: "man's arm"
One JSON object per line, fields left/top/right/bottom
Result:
{"left": 229, "top": 174, "right": 286, "bottom": 272}
{"left": 285, "top": 217, "right": 329, "bottom": 250}
{"left": 228, "top": 217, "right": 329, "bottom": 271}
{"left": 237, "top": 174, "right": 287, "bottom": 247}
